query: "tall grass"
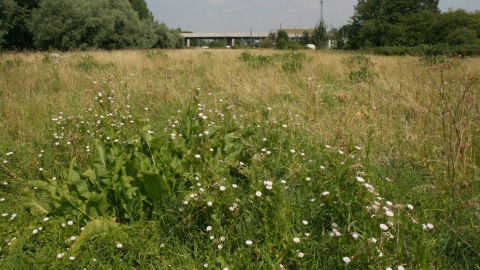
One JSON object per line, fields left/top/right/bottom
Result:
{"left": 0, "top": 49, "right": 479, "bottom": 269}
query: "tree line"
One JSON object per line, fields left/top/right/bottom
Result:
{"left": 0, "top": 0, "right": 184, "bottom": 51}
{"left": 270, "top": 0, "right": 479, "bottom": 52}
{"left": 344, "top": 0, "right": 479, "bottom": 49}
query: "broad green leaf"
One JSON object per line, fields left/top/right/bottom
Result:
{"left": 20, "top": 189, "right": 51, "bottom": 215}
{"left": 83, "top": 169, "right": 96, "bottom": 185}
{"left": 86, "top": 192, "right": 110, "bottom": 215}
{"left": 68, "top": 162, "right": 91, "bottom": 199}
{"left": 137, "top": 170, "right": 171, "bottom": 201}
{"left": 94, "top": 139, "right": 109, "bottom": 178}
{"left": 120, "top": 167, "right": 138, "bottom": 200}
{"left": 170, "top": 157, "right": 181, "bottom": 169}
{"left": 71, "top": 219, "right": 119, "bottom": 254}
{"left": 26, "top": 180, "right": 58, "bottom": 197}
{"left": 141, "top": 126, "right": 153, "bottom": 144}
{"left": 225, "top": 149, "right": 242, "bottom": 164}
{"left": 206, "top": 125, "right": 222, "bottom": 137}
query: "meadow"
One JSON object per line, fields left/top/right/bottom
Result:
{"left": 0, "top": 48, "right": 479, "bottom": 269}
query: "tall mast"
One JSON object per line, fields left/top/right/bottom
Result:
{"left": 320, "top": 0, "right": 324, "bottom": 23}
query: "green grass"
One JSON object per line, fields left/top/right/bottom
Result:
{"left": 0, "top": 49, "right": 479, "bottom": 269}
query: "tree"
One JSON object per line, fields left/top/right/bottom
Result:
{"left": 259, "top": 38, "right": 273, "bottom": 48}
{"left": 207, "top": 40, "right": 226, "bottom": 48}
{"left": 1, "top": 0, "right": 40, "bottom": 49}
{"left": 300, "top": 31, "right": 311, "bottom": 45}
{"left": 276, "top": 29, "right": 289, "bottom": 43}
{"left": 28, "top": 0, "right": 157, "bottom": 50}
{"left": 430, "top": 9, "right": 471, "bottom": 44}
{"left": 0, "top": 0, "right": 16, "bottom": 45}
{"left": 469, "top": 11, "right": 480, "bottom": 38}
{"left": 352, "top": 0, "right": 439, "bottom": 25}
{"left": 153, "top": 21, "right": 183, "bottom": 49}
{"left": 348, "top": 0, "right": 440, "bottom": 48}
{"left": 446, "top": 27, "right": 478, "bottom": 45}
{"left": 127, "top": 0, "right": 151, "bottom": 20}
{"left": 311, "top": 20, "right": 328, "bottom": 49}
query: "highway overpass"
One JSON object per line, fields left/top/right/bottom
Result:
{"left": 180, "top": 30, "right": 312, "bottom": 47}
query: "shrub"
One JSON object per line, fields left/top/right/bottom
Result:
{"left": 259, "top": 39, "right": 273, "bottom": 48}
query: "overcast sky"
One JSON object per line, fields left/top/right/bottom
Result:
{"left": 145, "top": 0, "right": 479, "bottom": 33}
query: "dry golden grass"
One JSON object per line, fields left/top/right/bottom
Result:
{"left": 1, "top": 49, "right": 479, "bottom": 176}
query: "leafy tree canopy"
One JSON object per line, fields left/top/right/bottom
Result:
{"left": 28, "top": 0, "right": 157, "bottom": 50}
{"left": 276, "top": 30, "right": 289, "bottom": 43}
{"left": 0, "top": 0, "right": 183, "bottom": 51}
{"left": 0, "top": 0, "right": 16, "bottom": 44}
{"left": 311, "top": 20, "right": 328, "bottom": 49}
{"left": 346, "top": 0, "right": 480, "bottom": 49}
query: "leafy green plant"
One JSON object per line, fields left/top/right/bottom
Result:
{"left": 239, "top": 51, "right": 311, "bottom": 71}
{"left": 342, "top": 55, "right": 372, "bottom": 67}
{"left": 145, "top": 50, "right": 168, "bottom": 59}
{"left": 349, "top": 66, "right": 378, "bottom": 83}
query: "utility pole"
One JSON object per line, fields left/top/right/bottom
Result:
{"left": 320, "top": 0, "right": 324, "bottom": 23}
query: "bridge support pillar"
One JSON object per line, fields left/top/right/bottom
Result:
{"left": 227, "top": 38, "right": 235, "bottom": 47}
{"left": 186, "top": 39, "right": 190, "bottom": 47}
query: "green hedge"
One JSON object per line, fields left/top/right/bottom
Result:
{"left": 362, "top": 44, "right": 480, "bottom": 57}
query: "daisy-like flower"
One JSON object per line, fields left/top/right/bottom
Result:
{"left": 245, "top": 240, "right": 253, "bottom": 245}
{"left": 322, "top": 191, "right": 330, "bottom": 196}
{"left": 32, "top": 229, "right": 38, "bottom": 234}
{"left": 298, "top": 252, "right": 304, "bottom": 258}
{"left": 380, "top": 224, "right": 389, "bottom": 230}
{"left": 343, "top": 257, "right": 351, "bottom": 264}
{"left": 206, "top": 226, "right": 212, "bottom": 232}
{"left": 302, "top": 220, "right": 309, "bottom": 225}
{"left": 67, "top": 220, "right": 73, "bottom": 226}
{"left": 217, "top": 244, "right": 223, "bottom": 249}
{"left": 293, "top": 237, "right": 300, "bottom": 243}
{"left": 69, "top": 256, "right": 75, "bottom": 261}
{"left": 219, "top": 186, "right": 226, "bottom": 191}
{"left": 195, "top": 154, "right": 201, "bottom": 159}
{"left": 356, "top": 176, "right": 365, "bottom": 182}
{"left": 207, "top": 201, "right": 213, "bottom": 206}
{"left": 385, "top": 210, "right": 394, "bottom": 217}
{"left": 352, "top": 232, "right": 360, "bottom": 239}
{"left": 116, "top": 243, "right": 123, "bottom": 248}
{"left": 256, "top": 191, "right": 262, "bottom": 197}
{"left": 43, "top": 217, "right": 49, "bottom": 222}
{"left": 407, "top": 204, "right": 414, "bottom": 210}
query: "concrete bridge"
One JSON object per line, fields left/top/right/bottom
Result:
{"left": 181, "top": 32, "right": 268, "bottom": 47}
{"left": 180, "top": 30, "right": 311, "bottom": 47}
